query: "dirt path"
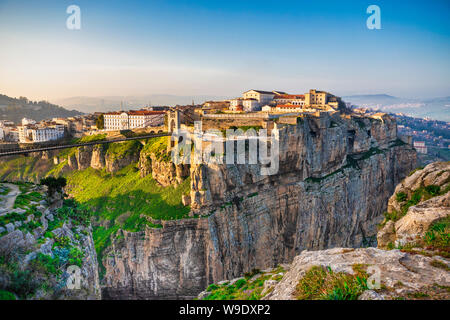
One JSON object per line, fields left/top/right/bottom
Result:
{"left": 0, "top": 183, "right": 20, "bottom": 213}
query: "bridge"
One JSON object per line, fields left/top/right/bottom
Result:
{"left": 0, "top": 108, "right": 193, "bottom": 157}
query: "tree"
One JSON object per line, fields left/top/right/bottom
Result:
{"left": 96, "top": 114, "right": 104, "bottom": 130}
{"left": 40, "top": 177, "right": 67, "bottom": 197}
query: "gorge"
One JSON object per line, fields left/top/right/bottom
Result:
{"left": 0, "top": 111, "right": 417, "bottom": 299}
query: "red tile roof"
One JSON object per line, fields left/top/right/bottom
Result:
{"left": 274, "top": 94, "right": 305, "bottom": 100}
{"left": 104, "top": 110, "right": 165, "bottom": 116}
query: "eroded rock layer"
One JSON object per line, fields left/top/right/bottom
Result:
{"left": 102, "top": 113, "right": 417, "bottom": 299}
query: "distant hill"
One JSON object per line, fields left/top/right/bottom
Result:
{"left": 0, "top": 94, "right": 82, "bottom": 124}
{"left": 54, "top": 94, "right": 231, "bottom": 113}
{"left": 343, "top": 94, "right": 450, "bottom": 122}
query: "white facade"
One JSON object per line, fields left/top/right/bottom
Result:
{"left": 103, "top": 110, "right": 165, "bottom": 131}
{"left": 261, "top": 105, "right": 273, "bottom": 112}
{"left": 274, "top": 95, "right": 305, "bottom": 106}
{"left": 19, "top": 125, "right": 65, "bottom": 143}
{"left": 243, "top": 90, "right": 275, "bottom": 104}
{"left": 22, "top": 118, "right": 36, "bottom": 126}
{"left": 242, "top": 99, "right": 260, "bottom": 112}
{"left": 0, "top": 127, "right": 4, "bottom": 140}
{"left": 274, "top": 105, "right": 304, "bottom": 112}
{"left": 229, "top": 99, "right": 243, "bottom": 108}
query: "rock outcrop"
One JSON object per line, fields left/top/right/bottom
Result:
{"left": 139, "top": 149, "right": 189, "bottom": 186}
{"left": 101, "top": 112, "right": 417, "bottom": 299}
{"left": 265, "top": 247, "right": 449, "bottom": 300}
{"left": 0, "top": 182, "right": 101, "bottom": 300}
{"left": 378, "top": 162, "right": 449, "bottom": 249}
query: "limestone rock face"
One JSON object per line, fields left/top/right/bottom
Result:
{"left": 0, "top": 182, "right": 101, "bottom": 300}
{"left": 76, "top": 146, "right": 94, "bottom": 170}
{"left": 265, "top": 247, "right": 450, "bottom": 300}
{"left": 102, "top": 219, "right": 210, "bottom": 300}
{"left": 139, "top": 149, "right": 190, "bottom": 186}
{"left": 105, "top": 151, "right": 140, "bottom": 173}
{"left": 90, "top": 145, "right": 106, "bottom": 170}
{"left": 378, "top": 162, "right": 450, "bottom": 248}
{"left": 102, "top": 113, "right": 417, "bottom": 299}
{"left": 388, "top": 162, "right": 450, "bottom": 213}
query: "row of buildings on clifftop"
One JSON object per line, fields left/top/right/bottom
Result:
{"left": 205, "top": 89, "right": 346, "bottom": 113}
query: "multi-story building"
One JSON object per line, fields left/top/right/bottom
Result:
{"left": 274, "top": 104, "right": 304, "bottom": 112}
{"left": 304, "top": 89, "right": 330, "bottom": 106}
{"left": 18, "top": 124, "right": 65, "bottom": 143}
{"left": 273, "top": 94, "right": 305, "bottom": 106}
{"left": 103, "top": 110, "right": 165, "bottom": 131}
{"left": 413, "top": 141, "right": 427, "bottom": 154}
{"left": 22, "top": 118, "right": 36, "bottom": 126}
{"left": 243, "top": 90, "right": 277, "bottom": 105}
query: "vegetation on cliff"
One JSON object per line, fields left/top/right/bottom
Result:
{"left": 0, "top": 181, "right": 99, "bottom": 300}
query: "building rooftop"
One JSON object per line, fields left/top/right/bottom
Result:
{"left": 244, "top": 90, "right": 277, "bottom": 95}
{"left": 274, "top": 94, "right": 305, "bottom": 100}
{"left": 104, "top": 110, "right": 165, "bottom": 116}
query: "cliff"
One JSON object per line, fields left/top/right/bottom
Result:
{"left": 101, "top": 112, "right": 417, "bottom": 299}
{"left": 0, "top": 182, "right": 100, "bottom": 300}
{"left": 197, "top": 162, "right": 449, "bottom": 301}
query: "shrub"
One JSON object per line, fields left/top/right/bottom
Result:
{"left": 0, "top": 290, "right": 16, "bottom": 300}
{"left": 68, "top": 247, "right": 84, "bottom": 267}
{"left": 425, "top": 185, "right": 440, "bottom": 196}
{"left": 8, "top": 269, "right": 39, "bottom": 299}
{"left": 294, "top": 265, "right": 368, "bottom": 300}
{"left": 396, "top": 192, "right": 407, "bottom": 202}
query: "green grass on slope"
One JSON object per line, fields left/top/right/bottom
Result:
{"left": 65, "top": 163, "right": 191, "bottom": 273}
{"left": 106, "top": 140, "right": 142, "bottom": 160}
{"left": 0, "top": 156, "right": 53, "bottom": 183}
{"left": 66, "top": 164, "right": 190, "bottom": 222}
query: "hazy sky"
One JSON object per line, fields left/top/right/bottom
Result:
{"left": 0, "top": 0, "right": 449, "bottom": 101}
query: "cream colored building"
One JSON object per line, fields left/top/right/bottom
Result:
{"left": 242, "top": 99, "right": 260, "bottom": 112}
{"left": 243, "top": 90, "right": 276, "bottom": 104}
{"left": 304, "top": 89, "right": 330, "bottom": 106}
{"left": 103, "top": 110, "right": 165, "bottom": 131}
{"left": 274, "top": 104, "right": 303, "bottom": 112}
{"left": 274, "top": 94, "right": 305, "bottom": 106}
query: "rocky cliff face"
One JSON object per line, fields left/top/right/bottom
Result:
{"left": 101, "top": 112, "right": 417, "bottom": 299}
{"left": 196, "top": 162, "right": 449, "bottom": 301}
{"left": 0, "top": 182, "right": 101, "bottom": 300}
{"left": 139, "top": 149, "right": 189, "bottom": 187}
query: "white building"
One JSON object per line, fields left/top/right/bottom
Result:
{"left": 0, "top": 127, "right": 4, "bottom": 140}
{"left": 243, "top": 90, "right": 276, "bottom": 105}
{"left": 273, "top": 94, "right": 305, "bottom": 106}
{"left": 413, "top": 141, "right": 427, "bottom": 154}
{"left": 242, "top": 99, "right": 260, "bottom": 112}
{"left": 103, "top": 110, "right": 165, "bottom": 131}
{"left": 22, "top": 118, "right": 36, "bottom": 126}
{"left": 274, "top": 104, "right": 304, "bottom": 112}
{"left": 19, "top": 124, "right": 65, "bottom": 143}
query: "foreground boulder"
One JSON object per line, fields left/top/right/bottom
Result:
{"left": 265, "top": 247, "right": 449, "bottom": 300}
